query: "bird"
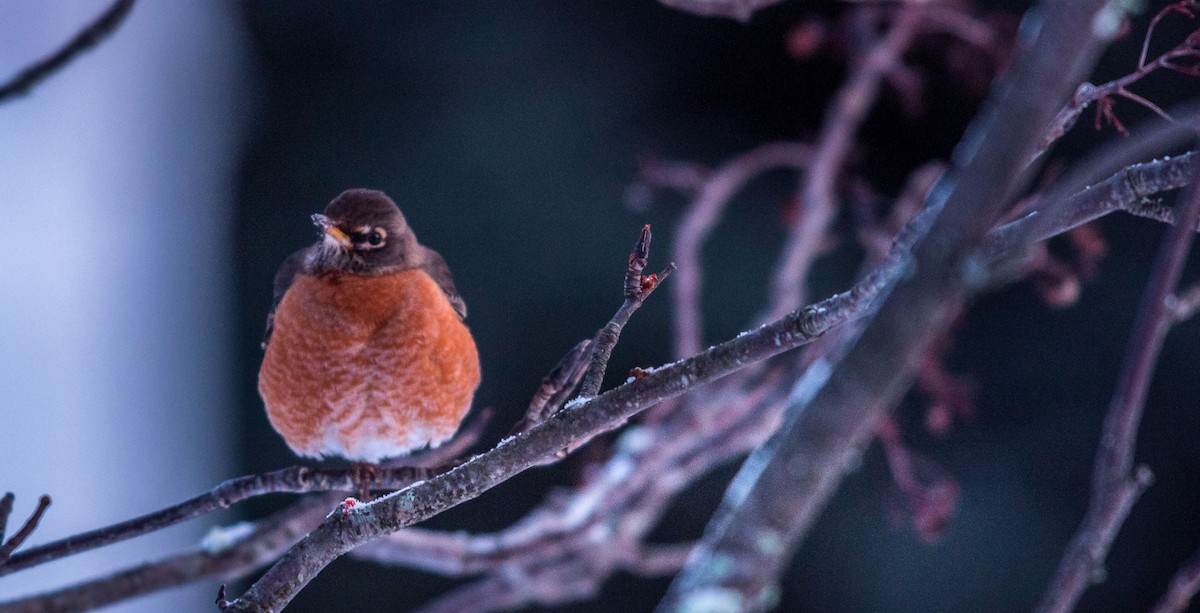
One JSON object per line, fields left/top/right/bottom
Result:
{"left": 258, "top": 188, "right": 480, "bottom": 473}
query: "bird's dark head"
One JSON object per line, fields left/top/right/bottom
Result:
{"left": 306, "top": 189, "right": 421, "bottom": 275}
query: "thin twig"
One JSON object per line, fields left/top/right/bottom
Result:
{"left": 0, "top": 496, "right": 335, "bottom": 613}
{"left": 655, "top": 0, "right": 785, "bottom": 22}
{"left": 1035, "top": 147, "right": 1200, "bottom": 613}
{"left": 1140, "top": 1, "right": 1197, "bottom": 68}
{"left": 670, "top": 143, "right": 810, "bottom": 358}
{"left": 578, "top": 225, "right": 675, "bottom": 397}
{"left": 0, "top": 413, "right": 487, "bottom": 576}
{"left": 660, "top": 1, "right": 1117, "bottom": 609}
{"left": 0, "top": 496, "right": 51, "bottom": 565}
{"left": 0, "top": 0, "right": 136, "bottom": 103}
{"left": 512, "top": 339, "right": 593, "bottom": 432}
{"left": 0, "top": 494, "right": 13, "bottom": 545}
{"left": 765, "top": 5, "right": 925, "bottom": 323}
{"left": 1039, "top": 3, "right": 1200, "bottom": 156}
{"left": 1150, "top": 547, "right": 1200, "bottom": 613}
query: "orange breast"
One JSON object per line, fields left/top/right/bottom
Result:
{"left": 258, "top": 269, "right": 480, "bottom": 462}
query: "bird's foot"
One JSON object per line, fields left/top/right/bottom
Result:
{"left": 351, "top": 462, "right": 381, "bottom": 500}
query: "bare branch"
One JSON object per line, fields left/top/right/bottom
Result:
{"left": 660, "top": 1, "right": 1119, "bottom": 609}
{"left": 671, "top": 142, "right": 810, "bottom": 358}
{"left": 656, "top": 0, "right": 785, "bottom": 23}
{"left": 0, "top": 496, "right": 51, "bottom": 565}
{"left": 0, "top": 0, "right": 136, "bottom": 103}
{"left": 1150, "top": 547, "right": 1200, "bottom": 613}
{"left": 579, "top": 225, "right": 674, "bottom": 398}
{"left": 765, "top": 5, "right": 925, "bottom": 323}
{"left": 1039, "top": 3, "right": 1200, "bottom": 156}
{"left": 0, "top": 494, "right": 13, "bottom": 545}
{"left": 0, "top": 413, "right": 487, "bottom": 576}
{"left": 218, "top": 276, "right": 838, "bottom": 610}
{"left": 1035, "top": 148, "right": 1200, "bottom": 613}
{"left": 0, "top": 496, "right": 334, "bottom": 613}
{"left": 512, "top": 339, "right": 592, "bottom": 432}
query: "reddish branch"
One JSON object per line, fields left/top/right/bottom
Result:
{"left": 1035, "top": 150, "right": 1200, "bottom": 613}
{"left": 1041, "top": 1, "right": 1200, "bottom": 154}
{"left": 876, "top": 416, "right": 959, "bottom": 542}
{"left": 0, "top": 0, "right": 136, "bottom": 103}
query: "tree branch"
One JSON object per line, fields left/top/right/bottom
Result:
{"left": 0, "top": 496, "right": 334, "bottom": 613}
{"left": 659, "top": 1, "right": 1119, "bottom": 609}
{"left": 0, "top": 496, "right": 51, "bottom": 566}
{"left": 0, "top": 413, "right": 487, "bottom": 576}
{"left": 655, "top": 0, "right": 786, "bottom": 23}
{"left": 2, "top": 145, "right": 1194, "bottom": 611}
{"left": 1150, "top": 547, "right": 1200, "bottom": 613}
{"left": 765, "top": 5, "right": 924, "bottom": 323}
{"left": 1034, "top": 145, "right": 1200, "bottom": 613}
{"left": 1038, "top": 2, "right": 1200, "bottom": 157}
{"left": 0, "top": 0, "right": 136, "bottom": 103}
{"left": 578, "top": 225, "right": 675, "bottom": 397}
{"left": 669, "top": 142, "right": 810, "bottom": 358}
{"left": 0, "top": 494, "right": 13, "bottom": 545}
{"left": 218, "top": 240, "right": 823, "bottom": 611}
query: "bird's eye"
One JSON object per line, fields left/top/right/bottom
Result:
{"left": 367, "top": 230, "right": 384, "bottom": 246}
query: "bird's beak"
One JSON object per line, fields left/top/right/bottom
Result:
{"left": 311, "top": 214, "right": 352, "bottom": 249}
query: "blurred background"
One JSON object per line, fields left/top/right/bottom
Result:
{"left": 2, "top": 1, "right": 1199, "bottom": 612}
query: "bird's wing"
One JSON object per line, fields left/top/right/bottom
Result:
{"left": 262, "top": 246, "right": 311, "bottom": 349}
{"left": 420, "top": 245, "right": 468, "bottom": 320}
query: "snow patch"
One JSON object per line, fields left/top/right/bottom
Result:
{"left": 201, "top": 521, "right": 255, "bottom": 554}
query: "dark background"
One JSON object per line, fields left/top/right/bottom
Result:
{"left": 229, "top": 2, "right": 1200, "bottom": 611}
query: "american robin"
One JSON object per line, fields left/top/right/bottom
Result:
{"left": 258, "top": 189, "right": 480, "bottom": 467}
